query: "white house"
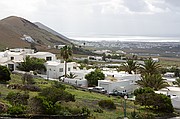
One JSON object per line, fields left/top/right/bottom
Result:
{"left": 0, "top": 50, "right": 25, "bottom": 71}
{"left": 45, "top": 61, "right": 76, "bottom": 79}
{"left": 9, "top": 48, "right": 34, "bottom": 54}
{"left": 97, "top": 71, "right": 141, "bottom": 93}
{"left": 28, "top": 52, "right": 56, "bottom": 61}
{"left": 64, "top": 78, "right": 87, "bottom": 87}
{"left": 98, "top": 74, "right": 140, "bottom": 93}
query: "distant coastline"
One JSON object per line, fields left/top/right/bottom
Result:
{"left": 69, "top": 36, "right": 180, "bottom": 42}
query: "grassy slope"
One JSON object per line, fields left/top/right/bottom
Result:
{"left": 0, "top": 74, "right": 167, "bottom": 119}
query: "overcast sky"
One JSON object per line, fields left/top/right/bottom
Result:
{"left": 0, "top": 0, "right": 180, "bottom": 37}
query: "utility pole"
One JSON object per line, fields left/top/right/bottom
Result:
{"left": 124, "top": 95, "right": 128, "bottom": 119}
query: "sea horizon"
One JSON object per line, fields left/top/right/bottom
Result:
{"left": 68, "top": 35, "right": 180, "bottom": 42}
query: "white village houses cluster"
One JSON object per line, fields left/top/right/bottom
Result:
{"left": 0, "top": 48, "right": 140, "bottom": 93}
{"left": 0, "top": 48, "right": 180, "bottom": 109}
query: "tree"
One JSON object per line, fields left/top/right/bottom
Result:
{"left": 66, "top": 72, "right": 77, "bottom": 79}
{"left": 0, "top": 65, "right": 11, "bottom": 82}
{"left": 85, "top": 69, "right": 105, "bottom": 86}
{"left": 174, "top": 68, "right": 180, "bottom": 77}
{"left": 140, "top": 58, "right": 161, "bottom": 75}
{"left": 136, "top": 74, "right": 169, "bottom": 91}
{"left": 134, "top": 88, "right": 174, "bottom": 113}
{"left": 17, "top": 56, "right": 46, "bottom": 72}
{"left": 21, "top": 73, "right": 34, "bottom": 85}
{"left": 122, "top": 60, "right": 138, "bottom": 74}
{"left": 60, "top": 45, "right": 72, "bottom": 77}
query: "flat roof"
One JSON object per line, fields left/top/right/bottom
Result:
{"left": 30, "top": 52, "right": 54, "bottom": 56}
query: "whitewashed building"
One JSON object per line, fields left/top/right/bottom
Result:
{"left": 98, "top": 72, "right": 141, "bottom": 93}
{"left": 45, "top": 61, "right": 77, "bottom": 79}
{"left": 28, "top": 52, "right": 56, "bottom": 61}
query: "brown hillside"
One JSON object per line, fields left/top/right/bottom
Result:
{"left": 0, "top": 16, "right": 71, "bottom": 50}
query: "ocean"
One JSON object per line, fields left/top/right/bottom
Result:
{"left": 69, "top": 36, "right": 180, "bottom": 42}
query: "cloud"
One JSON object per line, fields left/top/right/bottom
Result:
{"left": 0, "top": 0, "right": 180, "bottom": 36}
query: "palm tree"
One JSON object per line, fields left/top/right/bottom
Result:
{"left": 136, "top": 74, "right": 169, "bottom": 91}
{"left": 140, "top": 58, "right": 161, "bottom": 75}
{"left": 122, "top": 60, "right": 138, "bottom": 74}
{"left": 173, "top": 78, "right": 180, "bottom": 87}
{"left": 67, "top": 72, "right": 77, "bottom": 79}
{"left": 60, "top": 45, "right": 72, "bottom": 77}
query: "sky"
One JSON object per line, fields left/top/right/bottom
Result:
{"left": 0, "top": 0, "right": 180, "bottom": 37}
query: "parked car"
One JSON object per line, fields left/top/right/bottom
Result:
{"left": 109, "top": 90, "right": 128, "bottom": 97}
{"left": 88, "top": 86, "right": 107, "bottom": 94}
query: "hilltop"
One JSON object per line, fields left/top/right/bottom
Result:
{"left": 0, "top": 16, "right": 71, "bottom": 50}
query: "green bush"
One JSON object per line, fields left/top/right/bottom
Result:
{"left": 85, "top": 69, "right": 105, "bottom": 86}
{"left": 53, "top": 81, "right": 66, "bottom": 90}
{"left": 40, "top": 87, "right": 75, "bottom": 103}
{"left": 7, "top": 105, "right": 25, "bottom": 115}
{"left": 6, "top": 92, "right": 29, "bottom": 105}
{"left": 0, "top": 65, "right": 11, "bottom": 82}
{"left": 98, "top": 100, "right": 116, "bottom": 110}
{"left": 94, "top": 108, "right": 103, "bottom": 113}
{"left": 134, "top": 88, "right": 174, "bottom": 113}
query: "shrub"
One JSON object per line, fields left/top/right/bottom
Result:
{"left": 85, "top": 69, "right": 105, "bottom": 86}
{"left": 22, "top": 85, "right": 41, "bottom": 92}
{"left": 94, "top": 108, "right": 103, "bottom": 113}
{"left": 6, "top": 92, "right": 29, "bottom": 105}
{"left": 0, "top": 65, "right": 11, "bottom": 82}
{"left": 153, "top": 94, "right": 174, "bottom": 113}
{"left": 98, "top": 100, "right": 116, "bottom": 110}
{"left": 53, "top": 81, "right": 66, "bottom": 90}
{"left": 134, "top": 88, "right": 174, "bottom": 113}
{"left": 21, "top": 73, "right": 34, "bottom": 85}
{"left": 40, "top": 87, "right": 75, "bottom": 103}
{"left": 7, "top": 105, "right": 25, "bottom": 115}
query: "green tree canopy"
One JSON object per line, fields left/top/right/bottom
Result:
{"left": 122, "top": 60, "right": 138, "bottom": 74}
{"left": 17, "top": 56, "right": 46, "bottom": 72}
{"left": 0, "top": 65, "right": 11, "bottom": 82}
{"left": 136, "top": 74, "right": 169, "bottom": 91}
{"left": 134, "top": 88, "right": 174, "bottom": 113}
{"left": 140, "top": 58, "right": 161, "bottom": 75}
{"left": 85, "top": 69, "right": 105, "bottom": 86}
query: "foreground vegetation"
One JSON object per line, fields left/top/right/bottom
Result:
{"left": 0, "top": 73, "right": 179, "bottom": 119}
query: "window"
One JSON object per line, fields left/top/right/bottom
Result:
{"left": 59, "top": 68, "right": 63, "bottom": 72}
{"left": 11, "top": 57, "right": 14, "bottom": 60}
{"left": 46, "top": 57, "right": 52, "bottom": 61}
{"left": 68, "top": 67, "right": 71, "bottom": 71}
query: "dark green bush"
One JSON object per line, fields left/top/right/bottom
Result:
{"left": 40, "top": 87, "right": 75, "bottom": 103}
{"left": 94, "top": 108, "right": 103, "bottom": 113}
{"left": 134, "top": 88, "right": 174, "bottom": 113}
{"left": 53, "top": 81, "right": 66, "bottom": 90}
{"left": 7, "top": 105, "right": 25, "bottom": 115}
{"left": 0, "top": 65, "right": 11, "bottom": 82}
{"left": 6, "top": 92, "right": 29, "bottom": 105}
{"left": 98, "top": 100, "right": 116, "bottom": 109}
